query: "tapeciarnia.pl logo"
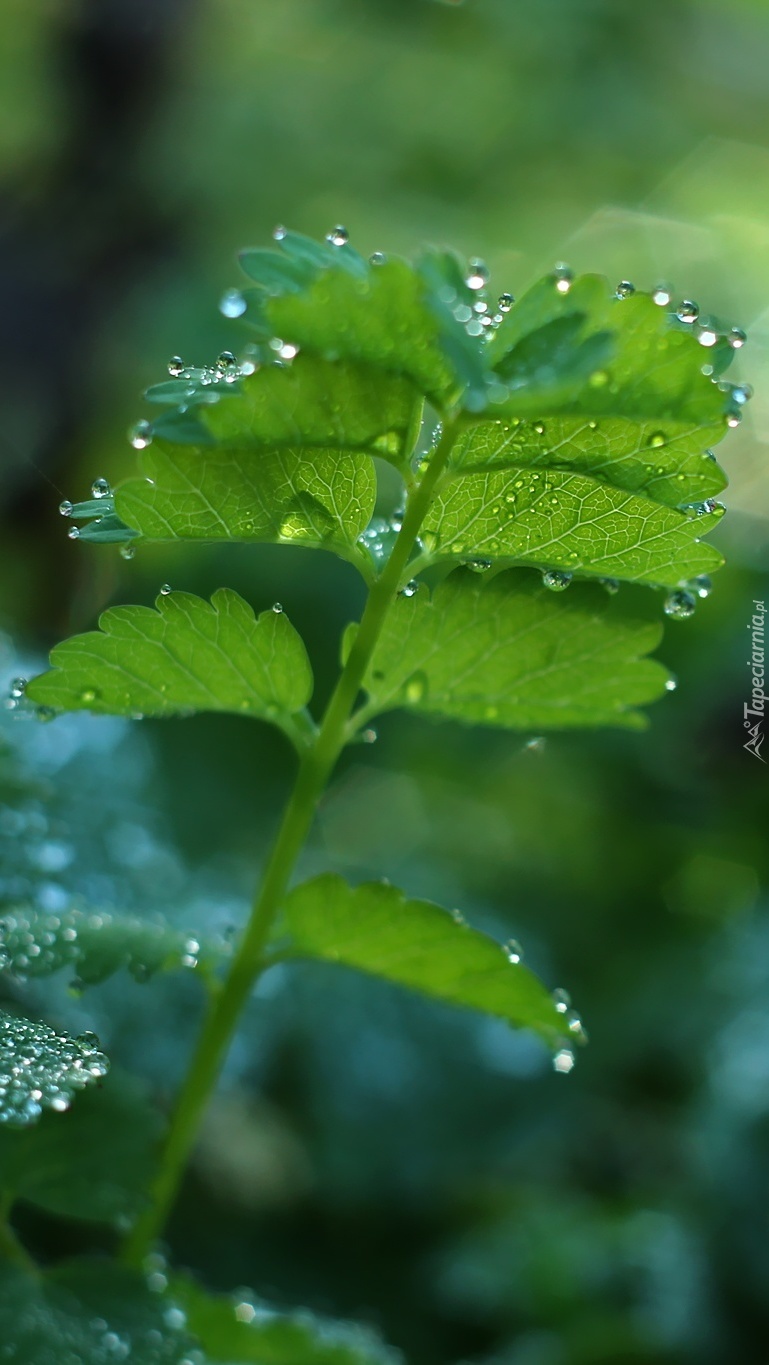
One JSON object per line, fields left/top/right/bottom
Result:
{"left": 744, "top": 599, "right": 766, "bottom": 762}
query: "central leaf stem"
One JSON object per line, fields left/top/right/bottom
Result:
{"left": 122, "top": 416, "right": 460, "bottom": 1266}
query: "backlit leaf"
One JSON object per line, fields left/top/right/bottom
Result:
{"left": 26, "top": 590, "right": 313, "bottom": 738}
{"left": 283, "top": 873, "right": 569, "bottom": 1049}
{"left": 356, "top": 569, "right": 670, "bottom": 732}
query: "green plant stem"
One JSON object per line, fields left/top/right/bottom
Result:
{"left": 122, "top": 417, "right": 461, "bottom": 1267}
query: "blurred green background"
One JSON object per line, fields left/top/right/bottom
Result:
{"left": 1, "top": 1, "right": 769, "bottom": 1362}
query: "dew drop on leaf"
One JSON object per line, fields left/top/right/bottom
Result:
{"left": 465, "top": 258, "right": 489, "bottom": 290}
{"left": 159, "top": 584, "right": 172, "bottom": 596}
{"left": 272, "top": 602, "right": 283, "bottom": 614}
{"left": 553, "top": 263, "right": 573, "bottom": 293}
{"left": 399, "top": 580, "right": 419, "bottom": 597}
{"left": 647, "top": 431, "right": 666, "bottom": 448}
{"left": 91, "top": 477, "right": 112, "bottom": 499}
{"left": 326, "top": 225, "right": 349, "bottom": 247}
{"left": 129, "top": 420, "right": 152, "bottom": 449}
{"left": 652, "top": 284, "right": 672, "bottom": 306}
{"left": 615, "top": 280, "right": 635, "bottom": 298}
{"left": 167, "top": 356, "right": 184, "bottom": 376}
{"left": 676, "top": 300, "right": 699, "bottom": 324}
{"left": 120, "top": 543, "right": 136, "bottom": 560}
{"left": 219, "top": 287, "right": 247, "bottom": 318}
{"left": 553, "top": 1047, "right": 575, "bottom": 1074}
{"left": 498, "top": 292, "right": 514, "bottom": 312}
{"left": 542, "top": 570, "right": 572, "bottom": 592}
{"left": 728, "top": 326, "right": 747, "bottom": 348}
{"left": 68, "top": 526, "right": 80, "bottom": 540}
{"left": 664, "top": 589, "right": 697, "bottom": 620}
{"left": 370, "top": 251, "right": 386, "bottom": 266}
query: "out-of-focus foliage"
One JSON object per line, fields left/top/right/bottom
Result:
{"left": 1, "top": 0, "right": 769, "bottom": 1362}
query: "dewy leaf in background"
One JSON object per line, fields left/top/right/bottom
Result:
{"left": 0, "top": 1011, "right": 109, "bottom": 1128}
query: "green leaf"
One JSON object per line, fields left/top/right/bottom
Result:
{"left": 487, "top": 274, "right": 737, "bottom": 427}
{"left": 283, "top": 873, "right": 570, "bottom": 1049}
{"left": 25, "top": 590, "right": 313, "bottom": 736}
{"left": 447, "top": 414, "right": 727, "bottom": 509}
{"left": 356, "top": 570, "right": 671, "bottom": 732}
{"left": 0, "top": 904, "right": 229, "bottom": 987}
{"left": 172, "top": 1273, "right": 402, "bottom": 1365}
{"left": 0, "top": 1070, "right": 161, "bottom": 1225}
{"left": 0, "top": 1260, "right": 195, "bottom": 1364}
{"left": 115, "top": 441, "right": 376, "bottom": 570}
{"left": 420, "top": 461, "right": 723, "bottom": 588}
{"left": 0, "top": 1011, "right": 108, "bottom": 1128}
{"left": 235, "top": 232, "right": 477, "bottom": 408}
{"left": 146, "top": 354, "right": 419, "bottom": 466}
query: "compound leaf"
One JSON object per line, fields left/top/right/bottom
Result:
{"left": 146, "top": 354, "right": 419, "bottom": 465}
{"left": 356, "top": 570, "right": 670, "bottom": 732}
{"left": 487, "top": 274, "right": 736, "bottom": 428}
{"left": 172, "top": 1273, "right": 402, "bottom": 1365}
{"left": 283, "top": 873, "right": 569, "bottom": 1049}
{"left": 448, "top": 414, "right": 727, "bottom": 509}
{"left": 0, "top": 1012, "right": 108, "bottom": 1128}
{"left": 116, "top": 442, "right": 375, "bottom": 570}
{"left": 0, "top": 904, "right": 229, "bottom": 988}
{"left": 26, "top": 590, "right": 313, "bottom": 737}
{"left": 420, "top": 464, "right": 723, "bottom": 588}
{"left": 0, "top": 1069, "right": 161, "bottom": 1225}
{"left": 237, "top": 231, "right": 484, "bottom": 408}
{"left": 0, "top": 1261, "right": 196, "bottom": 1365}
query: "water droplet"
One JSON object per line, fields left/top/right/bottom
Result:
{"left": 727, "top": 412, "right": 742, "bottom": 428}
{"left": 399, "top": 580, "right": 419, "bottom": 597}
{"left": 68, "top": 526, "right": 80, "bottom": 540}
{"left": 91, "top": 477, "right": 111, "bottom": 499}
{"left": 80, "top": 688, "right": 98, "bottom": 704}
{"left": 272, "top": 602, "right": 283, "bottom": 614}
{"left": 219, "top": 288, "right": 247, "bottom": 318}
{"left": 168, "top": 356, "right": 184, "bottom": 377}
{"left": 278, "top": 341, "right": 299, "bottom": 361}
{"left": 120, "top": 543, "right": 136, "bottom": 561}
{"left": 498, "top": 292, "right": 514, "bottom": 312}
{"left": 9, "top": 678, "right": 27, "bottom": 699}
{"left": 405, "top": 672, "right": 426, "bottom": 704}
{"left": 216, "top": 350, "right": 236, "bottom": 373}
{"left": 326, "top": 225, "right": 349, "bottom": 247}
{"left": 589, "top": 369, "right": 609, "bottom": 387}
{"left": 159, "top": 584, "right": 172, "bottom": 596}
{"left": 553, "top": 987, "right": 571, "bottom": 1013}
{"left": 652, "top": 285, "right": 672, "bottom": 307}
{"left": 728, "top": 326, "right": 747, "bottom": 349}
{"left": 505, "top": 938, "right": 523, "bottom": 964}
{"left": 542, "top": 570, "right": 572, "bottom": 592}
{"left": 272, "top": 224, "right": 287, "bottom": 241}
{"left": 553, "top": 1047, "right": 575, "bottom": 1074}
{"left": 533, "top": 421, "right": 545, "bottom": 436}
{"left": 599, "top": 577, "right": 620, "bottom": 594}
{"left": 362, "top": 728, "right": 377, "bottom": 744}
{"left": 59, "top": 500, "right": 73, "bottom": 517}
{"left": 647, "top": 431, "right": 666, "bottom": 448}
{"left": 465, "top": 258, "right": 489, "bottom": 290}
{"left": 732, "top": 383, "right": 753, "bottom": 405}
{"left": 553, "top": 263, "right": 573, "bottom": 294}
{"left": 466, "top": 558, "right": 492, "bottom": 573}
{"left": 615, "top": 280, "right": 635, "bottom": 298}
{"left": 688, "top": 574, "right": 712, "bottom": 599}
{"left": 524, "top": 736, "right": 546, "bottom": 753}
{"left": 129, "top": 420, "right": 152, "bottom": 450}
{"left": 664, "top": 589, "right": 697, "bottom": 620}
{"left": 665, "top": 677, "right": 677, "bottom": 692}
{"left": 676, "top": 300, "right": 699, "bottom": 324}
{"left": 370, "top": 251, "right": 386, "bottom": 266}
{"left": 697, "top": 327, "right": 718, "bottom": 347}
